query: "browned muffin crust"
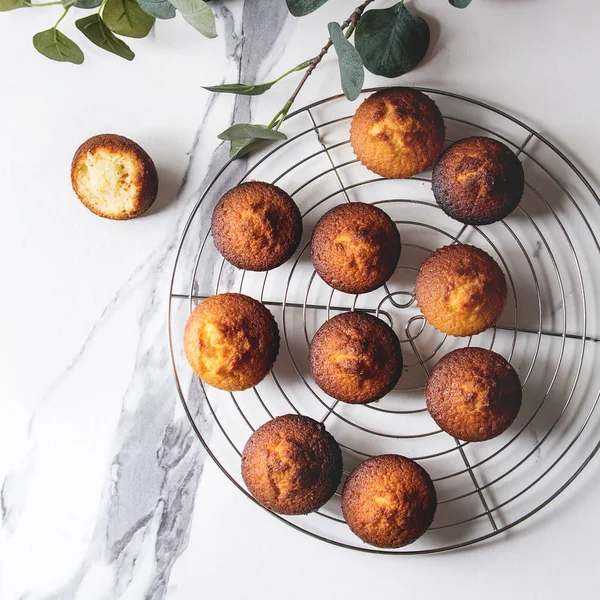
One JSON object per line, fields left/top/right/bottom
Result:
{"left": 432, "top": 137, "right": 525, "bottom": 225}
{"left": 415, "top": 244, "right": 507, "bottom": 337}
{"left": 425, "top": 347, "right": 522, "bottom": 442}
{"left": 212, "top": 181, "right": 303, "bottom": 271}
{"left": 183, "top": 293, "right": 280, "bottom": 391}
{"left": 71, "top": 134, "right": 158, "bottom": 220}
{"left": 350, "top": 88, "right": 445, "bottom": 179}
{"left": 342, "top": 454, "right": 437, "bottom": 548}
{"left": 311, "top": 202, "right": 401, "bottom": 294}
{"left": 309, "top": 312, "right": 403, "bottom": 404}
{"left": 241, "top": 414, "right": 343, "bottom": 515}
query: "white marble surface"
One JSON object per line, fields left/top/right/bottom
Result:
{"left": 1, "top": 0, "right": 600, "bottom": 598}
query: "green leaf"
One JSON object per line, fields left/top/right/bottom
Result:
{"left": 103, "top": 0, "right": 155, "bottom": 38}
{"left": 76, "top": 14, "right": 135, "bottom": 61}
{"left": 355, "top": 2, "right": 430, "bottom": 78}
{"left": 285, "top": 0, "right": 329, "bottom": 17}
{"left": 229, "top": 138, "right": 270, "bottom": 160}
{"left": 33, "top": 29, "right": 84, "bottom": 64}
{"left": 137, "top": 0, "right": 175, "bottom": 19}
{"left": 328, "top": 22, "right": 364, "bottom": 101}
{"left": 449, "top": 0, "right": 472, "bottom": 7}
{"left": 204, "top": 60, "right": 312, "bottom": 96}
{"left": 74, "top": 0, "right": 103, "bottom": 9}
{"left": 218, "top": 124, "right": 287, "bottom": 142}
{"left": 203, "top": 82, "right": 277, "bottom": 96}
{"left": 0, "top": 0, "right": 28, "bottom": 12}
{"left": 167, "top": 0, "right": 216, "bottom": 38}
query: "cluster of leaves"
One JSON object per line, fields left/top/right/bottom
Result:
{"left": 210, "top": 0, "right": 472, "bottom": 159}
{"left": 0, "top": 0, "right": 217, "bottom": 63}
{"left": 1, "top": 0, "right": 473, "bottom": 156}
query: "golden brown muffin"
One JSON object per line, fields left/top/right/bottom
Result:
{"left": 342, "top": 454, "right": 437, "bottom": 548}
{"left": 311, "top": 202, "right": 400, "bottom": 294}
{"left": 425, "top": 347, "right": 522, "bottom": 442}
{"left": 183, "top": 293, "right": 279, "bottom": 391}
{"left": 432, "top": 137, "right": 525, "bottom": 225}
{"left": 71, "top": 134, "right": 158, "bottom": 220}
{"left": 212, "top": 181, "right": 302, "bottom": 271}
{"left": 415, "top": 244, "right": 507, "bottom": 337}
{"left": 241, "top": 414, "right": 343, "bottom": 515}
{"left": 309, "top": 312, "right": 403, "bottom": 404}
{"left": 350, "top": 88, "right": 445, "bottom": 179}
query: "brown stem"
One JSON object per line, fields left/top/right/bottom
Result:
{"left": 272, "top": 0, "right": 376, "bottom": 128}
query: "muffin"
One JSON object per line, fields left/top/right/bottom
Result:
{"left": 71, "top": 134, "right": 158, "bottom": 220}
{"left": 212, "top": 181, "right": 302, "bottom": 271}
{"left": 425, "top": 347, "right": 522, "bottom": 442}
{"left": 432, "top": 137, "right": 525, "bottom": 225}
{"left": 241, "top": 414, "right": 343, "bottom": 515}
{"left": 342, "top": 454, "right": 437, "bottom": 548}
{"left": 183, "top": 293, "right": 279, "bottom": 391}
{"left": 309, "top": 312, "right": 403, "bottom": 404}
{"left": 350, "top": 88, "right": 445, "bottom": 179}
{"left": 415, "top": 244, "right": 507, "bottom": 337}
{"left": 311, "top": 203, "right": 401, "bottom": 294}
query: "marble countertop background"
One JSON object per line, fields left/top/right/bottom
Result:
{"left": 1, "top": 0, "right": 600, "bottom": 598}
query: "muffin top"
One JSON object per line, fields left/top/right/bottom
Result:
{"left": 432, "top": 137, "right": 525, "bottom": 225}
{"left": 342, "top": 454, "right": 437, "bottom": 548}
{"left": 183, "top": 293, "right": 280, "bottom": 391}
{"left": 425, "top": 347, "right": 522, "bottom": 442}
{"left": 415, "top": 244, "right": 507, "bottom": 337}
{"left": 309, "top": 311, "right": 403, "bottom": 404}
{"left": 212, "top": 181, "right": 302, "bottom": 271}
{"left": 311, "top": 202, "right": 401, "bottom": 294}
{"left": 241, "top": 414, "right": 343, "bottom": 515}
{"left": 350, "top": 88, "right": 446, "bottom": 179}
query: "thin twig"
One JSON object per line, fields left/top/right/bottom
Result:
{"left": 271, "top": 0, "right": 376, "bottom": 129}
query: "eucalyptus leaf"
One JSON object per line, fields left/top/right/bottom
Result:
{"left": 74, "top": 0, "right": 103, "bottom": 9}
{"left": 33, "top": 29, "right": 84, "bottom": 64}
{"left": 103, "top": 0, "right": 155, "bottom": 39}
{"left": 76, "top": 14, "right": 135, "bottom": 60}
{"left": 328, "top": 22, "right": 364, "bottom": 101}
{"left": 355, "top": 2, "right": 430, "bottom": 78}
{"left": 203, "top": 82, "right": 277, "bottom": 96}
{"left": 218, "top": 124, "right": 287, "bottom": 142}
{"left": 285, "top": 0, "right": 329, "bottom": 17}
{"left": 0, "top": 0, "right": 28, "bottom": 12}
{"left": 137, "top": 0, "right": 175, "bottom": 20}
{"left": 229, "top": 137, "right": 269, "bottom": 160}
{"left": 449, "top": 0, "right": 472, "bottom": 7}
{"left": 167, "top": 0, "right": 216, "bottom": 38}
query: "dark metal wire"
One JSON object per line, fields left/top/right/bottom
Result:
{"left": 168, "top": 88, "right": 600, "bottom": 554}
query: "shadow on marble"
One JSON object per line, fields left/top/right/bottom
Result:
{"left": 144, "top": 163, "right": 186, "bottom": 217}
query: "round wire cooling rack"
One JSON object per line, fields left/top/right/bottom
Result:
{"left": 168, "top": 88, "right": 600, "bottom": 554}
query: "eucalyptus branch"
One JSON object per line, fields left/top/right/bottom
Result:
{"left": 270, "top": 0, "right": 376, "bottom": 130}
{"left": 54, "top": 0, "right": 74, "bottom": 28}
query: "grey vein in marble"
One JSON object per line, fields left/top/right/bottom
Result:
{"left": 0, "top": 1, "right": 290, "bottom": 598}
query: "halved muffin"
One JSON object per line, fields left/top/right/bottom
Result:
{"left": 71, "top": 134, "right": 158, "bottom": 220}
